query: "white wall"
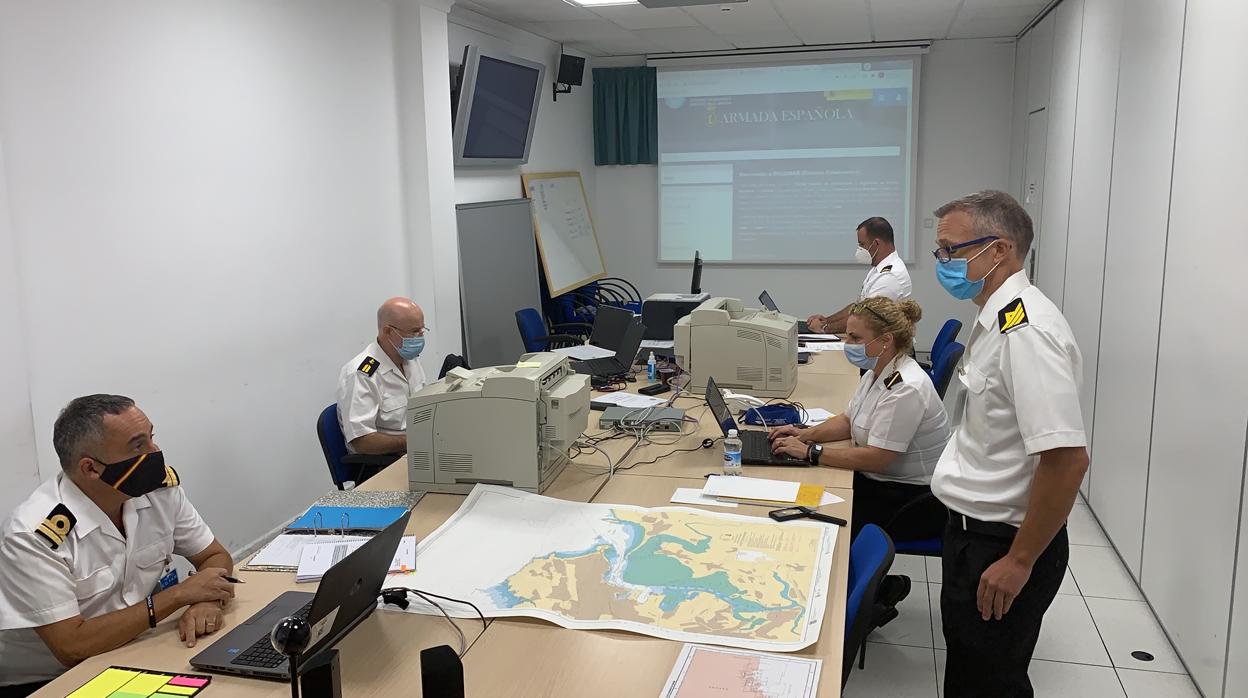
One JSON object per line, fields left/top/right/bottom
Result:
{"left": 448, "top": 7, "right": 597, "bottom": 207}
{"left": 595, "top": 39, "right": 1016, "bottom": 350}
{"left": 0, "top": 141, "right": 40, "bottom": 518}
{"left": 0, "top": 0, "right": 415, "bottom": 551}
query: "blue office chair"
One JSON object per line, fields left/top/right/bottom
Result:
{"left": 316, "top": 404, "right": 400, "bottom": 490}
{"left": 930, "top": 318, "right": 962, "bottom": 366}
{"left": 515, "top": 308, "right": 591, "bottom": 353}
{"left": 929, "top": 342, "right": 965, "bottom": 399}
{"left": 886, "top": 491, "right": 949, "bottom": 557}
{"left": 843, "top": 524, "right": 896, "bottom": 687}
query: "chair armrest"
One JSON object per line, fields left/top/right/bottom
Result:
{"left": 550, "top": 322, "right": 593, "bottom": 336}
{"left": 342, "top": 453, "right": 402, "bottom": 467}
{"left": 539, "top": 333, "right": 585, "bottom": 349}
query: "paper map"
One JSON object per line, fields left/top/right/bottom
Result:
{"left": 661, "top": 644, "right": 822, "bottom": 698}
{"left": 385, "top": 485, "right": 838, "bottom": 651}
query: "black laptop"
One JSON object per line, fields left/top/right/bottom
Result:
{"left": 587, "top": 305, "right": 635, "bottom": 353}
{"left": 190, "top": 509, "right": 412, "bottom": 679}
{"left": 572, "top": 320, "right": 645, "bottom": 378}
{"left": 759, "top": 290, "right": 811, "bottom": 334}
{"left": 705, "top": 376, "right": 808, "bottom": 467}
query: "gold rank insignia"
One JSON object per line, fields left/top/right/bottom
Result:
{"left": 998, "top": 298, "right": 1030, "bottom": 334}
{"left": 358, "top": 357, "right": 380, "bottom": 376}
{"left": 162, "top": 466, "right": 180, "bottom": 489}
{"left": 884, "top": 371, "right": 903, "bottom": 389}
{"left": 880, "top": 265, "right": 893, "bottom": 273}
{"left": 35, "top": 503, "right": 76, "bottom": 550}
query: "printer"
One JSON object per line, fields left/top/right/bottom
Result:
{"left": 641, "top": 292, "right": 710, "bottom": 340}
{"left": 674, "top": 297, "right": 798, "bottom": 398}
{"left": 407, "top": 352, "right": 591, "bottom": 495}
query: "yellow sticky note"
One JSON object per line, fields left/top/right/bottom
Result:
{"left": 516, "top": 361, "right": 542, "bottom": 368}
{"left": 156, "top": 686, "right": 197, "bottom": 696}
{"left": 119, "top": 672, "right": 174, "bottom": 694}
{"left": 67, "top": 668, "right": 140, "bottom": 698}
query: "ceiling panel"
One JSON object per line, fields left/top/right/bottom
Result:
{"left": 720, "top": 29, "right": 803, "bottom": 49}
{"left": 948, "top": 17, "right": 1028, "bottom": 38}
{"left": 636, "top": 26, "right": 737, "bottom": 53}
{"left": 872, "top": 19, "right": 953, "bottom": 41}
{"left": 682, "top": 0, "right": 790, "bottom": 34}
{"left": 774, "top": 0, "right": 873, "bottom": 45}
{"left": 524, "top": 19, "right": 639, "bottom": 42}
{"left": 458, "top": 0, "right": 596, "bottom": 23}
{"left": 589, "top": 5, "right": 698, "bottom": 31}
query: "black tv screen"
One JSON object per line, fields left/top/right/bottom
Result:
{"left": 452, "top": 47, "right": 545, "bottom": 166}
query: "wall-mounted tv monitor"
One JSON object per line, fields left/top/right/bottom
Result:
{"left": 451, "top": 45, "right": 545, "bottom": 167}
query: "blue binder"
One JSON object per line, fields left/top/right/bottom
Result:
{"left": 286, "top": 506, "right": 408, "bottom": 533}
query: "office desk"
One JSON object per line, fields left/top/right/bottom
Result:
{"left": 464, "top": 474, "right": 855, "bottom": 697}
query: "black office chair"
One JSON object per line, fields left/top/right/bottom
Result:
{"left": 438, "top": 353, "right": 470, "bottom": 379}
{"left": 885, "top": 491, "right": 950, "bottom": 558}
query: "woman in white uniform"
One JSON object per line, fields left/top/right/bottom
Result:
{"left": 770, "top": 296, "right": 951, "bottom": 542}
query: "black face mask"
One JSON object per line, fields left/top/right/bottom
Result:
{"left": 93, "top": 450, "right": 179, "bottom": 497}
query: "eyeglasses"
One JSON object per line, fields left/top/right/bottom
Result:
{"left": 851, "top": 302, "right": 890, "bottom": 325}
{"left": 388, "top": 324, "right": 429, "bottom": 338}
{"left": 932, "top": 235, "right": 999, "bottom": 263}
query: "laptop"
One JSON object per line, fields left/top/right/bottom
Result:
{"left": 705, "top": 376, "right": 808, "bottom": 467}
{"left": 759, "top": 290, "right": 811, "bottom": 333}
{"left": 587, "top": 305, "right": 635, "bottom": 353}
{"left": 190, "top": 509, "right": 412, "bottom": 679}
{"left": 572, "top": 320, "right": 645, "bottom": 378}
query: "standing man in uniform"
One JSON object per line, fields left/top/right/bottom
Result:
{"left": 807, "top": 217, "right": 912, "bottom": 335}
{"left": 929, "top": 191, "right": 1088, "bottom": 697}
{"left": 336, "top": 297, "right": 429, "bottom": 464}
{"left": 0, "top": 395, "right": 236, "bottom": 697}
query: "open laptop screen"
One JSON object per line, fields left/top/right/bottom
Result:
{"left": 589, "top": 305, "right": 635, "bottom": 350}
{"left": 758, "top": 290, "right": 779, "bottom": 312}
{"left": 703, "top": 377, "right": 737, "bottom": 437}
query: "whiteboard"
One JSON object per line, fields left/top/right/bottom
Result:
{"left": 522, "top": 171, "right": 607, "bottom": 296}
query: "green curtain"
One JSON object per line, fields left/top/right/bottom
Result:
{"left": 593, "top": 67, "right": 657, "bottom": 166}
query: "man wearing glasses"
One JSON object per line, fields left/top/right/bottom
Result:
{"left": 928, "top": 191, "right": 1088, "bottom": 697}
{"left": 336, "top": 297, "right": 429, "bottom": 459}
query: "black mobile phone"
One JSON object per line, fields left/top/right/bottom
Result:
{"left": 638, "top": 383, "right": 670, "bottom": 396}
{"left": 797, "top": 352, "right": 811, "bottom": 364}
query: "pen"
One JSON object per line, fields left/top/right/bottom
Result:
{"left": 223, "top": 576, "right": 245, "bottom": 584}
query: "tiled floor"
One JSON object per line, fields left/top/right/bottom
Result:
{"left": 842, "top": 500, "right": 1203, "bottom": 697}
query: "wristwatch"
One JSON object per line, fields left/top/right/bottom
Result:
{"left": 807, "top": 443, "right": 823, "bottom": 465}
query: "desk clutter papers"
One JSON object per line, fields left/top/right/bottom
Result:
{"left": 799, "top": 333, "right": 840, "bottom": 342}
{"left": 551, "top": 344, "right": 616, "bottom": 361}
{"left": 661, "top": 644, "right": 821, "bottom": 698}
{"left": 640, "top": 339, "right": 675, "bottom": 350}
{"left": 68, "top": 666, "right": 211, "bottom": 698}
{"left": 800, "top": 342, "right": 845, "bottom": 353}
{"left": 244, "top": 533, "right": 369, "bottom": 570}
{"left": 296, "top": 536, "right": 417, "bottom": 583}
{"left": 670, "top": 487, "right": 739, "bottom": 508}
{"left": 287, "top": 505, "right": 409, "bottom": 533}
{"left": 702, "top": 475, "right": 844, "bottom": 508}
{"left": 802, "top": 408, "right": 835, "bottom": 426}
{"left": 590, "top": 391, "right": 667, "bottom": 410}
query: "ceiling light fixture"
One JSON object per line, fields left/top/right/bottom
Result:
{"left": 563, "top": 0, "right": 640, "bottom": 7}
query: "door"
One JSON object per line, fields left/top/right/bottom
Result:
{"left": 1022, "top": 109, "right": 1048, "bottom": 285}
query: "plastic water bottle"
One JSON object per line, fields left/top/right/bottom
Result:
{"left": 646, "top": 352, "right": 657, "bottom": 382}
{"left": 723, "top": 429, "right": 743, "bottom": 476}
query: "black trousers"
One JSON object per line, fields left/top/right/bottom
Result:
{"left": 941, "top": 521, "right": 1069, "bottom": 698}
{"left": 850, "top": 472, "right": 945, "bottom": 541}
{"left": 0, "top": 682, "right": 49, "bottom": 698}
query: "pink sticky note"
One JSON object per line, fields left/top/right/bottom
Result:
{"left": 167, "top": 675, "right": 209, "bottom": 688}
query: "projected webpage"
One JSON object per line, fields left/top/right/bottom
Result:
{"left": 657, "top": 59, "right": 917, "bottom": 263}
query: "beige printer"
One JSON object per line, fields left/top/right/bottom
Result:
{"left": 674, "top": 297, "right": 798, "bottom": 398}
{"left": 406, "top": 352, "right": 590, "bottom": 495}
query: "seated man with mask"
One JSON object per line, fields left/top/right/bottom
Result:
{"left": 336, "top": 297, "right": 429, "bottom": 467}
{"left": 0, "top": 395, "right": 235, "bottom": 697}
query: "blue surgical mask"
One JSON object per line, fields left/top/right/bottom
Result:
{"left": 395, "top": 335, "right": 425, "bottom": 360}
{"left": 844, "top": 336, "right": 884, "bottom": 370}
{"left": 936, "top": 242, "right": 1001, "bottom": 300}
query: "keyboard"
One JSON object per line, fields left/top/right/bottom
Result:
{"left": 230, "top": 601, "right": 314, "bottom": 668}
{"left": 741, "top": 431, "right": 806, "bottom": 466}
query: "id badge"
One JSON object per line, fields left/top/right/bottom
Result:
{"left": 158, "top": 562, "right": 178, "bottom": 591}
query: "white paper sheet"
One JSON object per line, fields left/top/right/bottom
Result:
{"left": 592, "top": 392, "right": 666, "bottom": 409}
{"left": 640, "top": 339, "right": 675, "bottom": 350}
{"left": 552, "top": 344, "right": 615, "bottom": 360}
{"left": 818, "top": 491, "right": 845, "bottom": 506}
{"left": 702, "top": 475, "right": 800, "bottom": 503}
{"left": 661, "top": 643, "right": 822, "bottom": 698}
{"left": 803, "top": 408, "right": 835, "bottom": 426}
{"left": 799, "top": 333, "right": 841, "bottom": 341}
{"left": 295, "top": 535, "right": 417, "bottom": 583}
{"left": 669, "top": 487, "right": 739, "bottom": 508}
{"left": 802, "top": 342, "right": 846, "bottom": 353}
{"left": 247, "top": 533, "right": 369, "bottom": 568}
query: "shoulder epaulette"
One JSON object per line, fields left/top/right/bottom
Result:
{"left": 880, "top": 265, "right": 893, "bottom": 273}
{"left": 357, "top": 357, "right": 380, "bottom": 377}
{"left": 998, "top": 298, "right": 1029, "bottom": 334}
{"left": 884, "top": 371, "right": 903, "bottom": 389}
{"left": 35, "top": 504, "right": 76, "bottom": 550}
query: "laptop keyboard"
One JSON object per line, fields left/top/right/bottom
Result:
{"left": 230, "top": 601, "right": 314, "bottom": 668}
{"left": 742, "top": 431, "right": 804, "bottom": 464}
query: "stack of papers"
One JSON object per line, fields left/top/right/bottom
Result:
{"left": 801, "top": 341, "right": 846, "bottom": 353}
{"left": 592, "top": 392, "right": 667, "bottom": 409}
{"left": 661, "top": 644, "right": 821, "bottom": 698}
{"left": 803, "top": 408, "right": 835, "bottom": 426}
{"left": 640, "top": 339, "right": 675, "bottom": 350}
{"left": 295, "top": 535, "right": 417, "bottom": 583}
{"left": 799, "top": 333, "right": 841, "bottom": 341}
{"left": 551, "top": 344, "right": 615, "bottom": 361}
{"left": 247, "top": 533, "right": 369, "bottom": 569}
{"left": 701, "top": 475, "right": 845, "bottom": 508}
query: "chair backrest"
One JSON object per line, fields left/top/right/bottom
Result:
{"left": 843, "top": 524, "right": 895, "bottom": 687}
{"left": 931, "top": 318, "right": 963, "bottom": 364}
{"left": 316, "top": 403, "right": 351, "bottom": 490}
{"left": 885, "top": 491, "right": 949, "bottom": 556}
{"left": 515, "top": 308, "right": 549, "bottom": 353}
{"left": 438, "top": 353, "right": 470, "bottom": 379}
{"left": 930, "top": 342, "right": 965, "bottom": 399}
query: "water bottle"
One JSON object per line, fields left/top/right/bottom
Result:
{"left": 646, "top": 352, "right": 657, "bottom": 382}
{"left": 723, "top": 429, "right": 743, "bottom": 476}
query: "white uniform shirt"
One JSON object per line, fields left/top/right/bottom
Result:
{"left": 846, "top": 354, "right": 951, "bottom": 485}
{"left": 860, "top": 251, "right": 912, "bottom": 301}
{"left": 931, "top": 270, "right": 1086, "bottom": 525}
{"left": 336, "top": 341, "right": 427, "bottom": 452}
{"left": 0, "top": 475, "right": 215, "bottom": 685}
